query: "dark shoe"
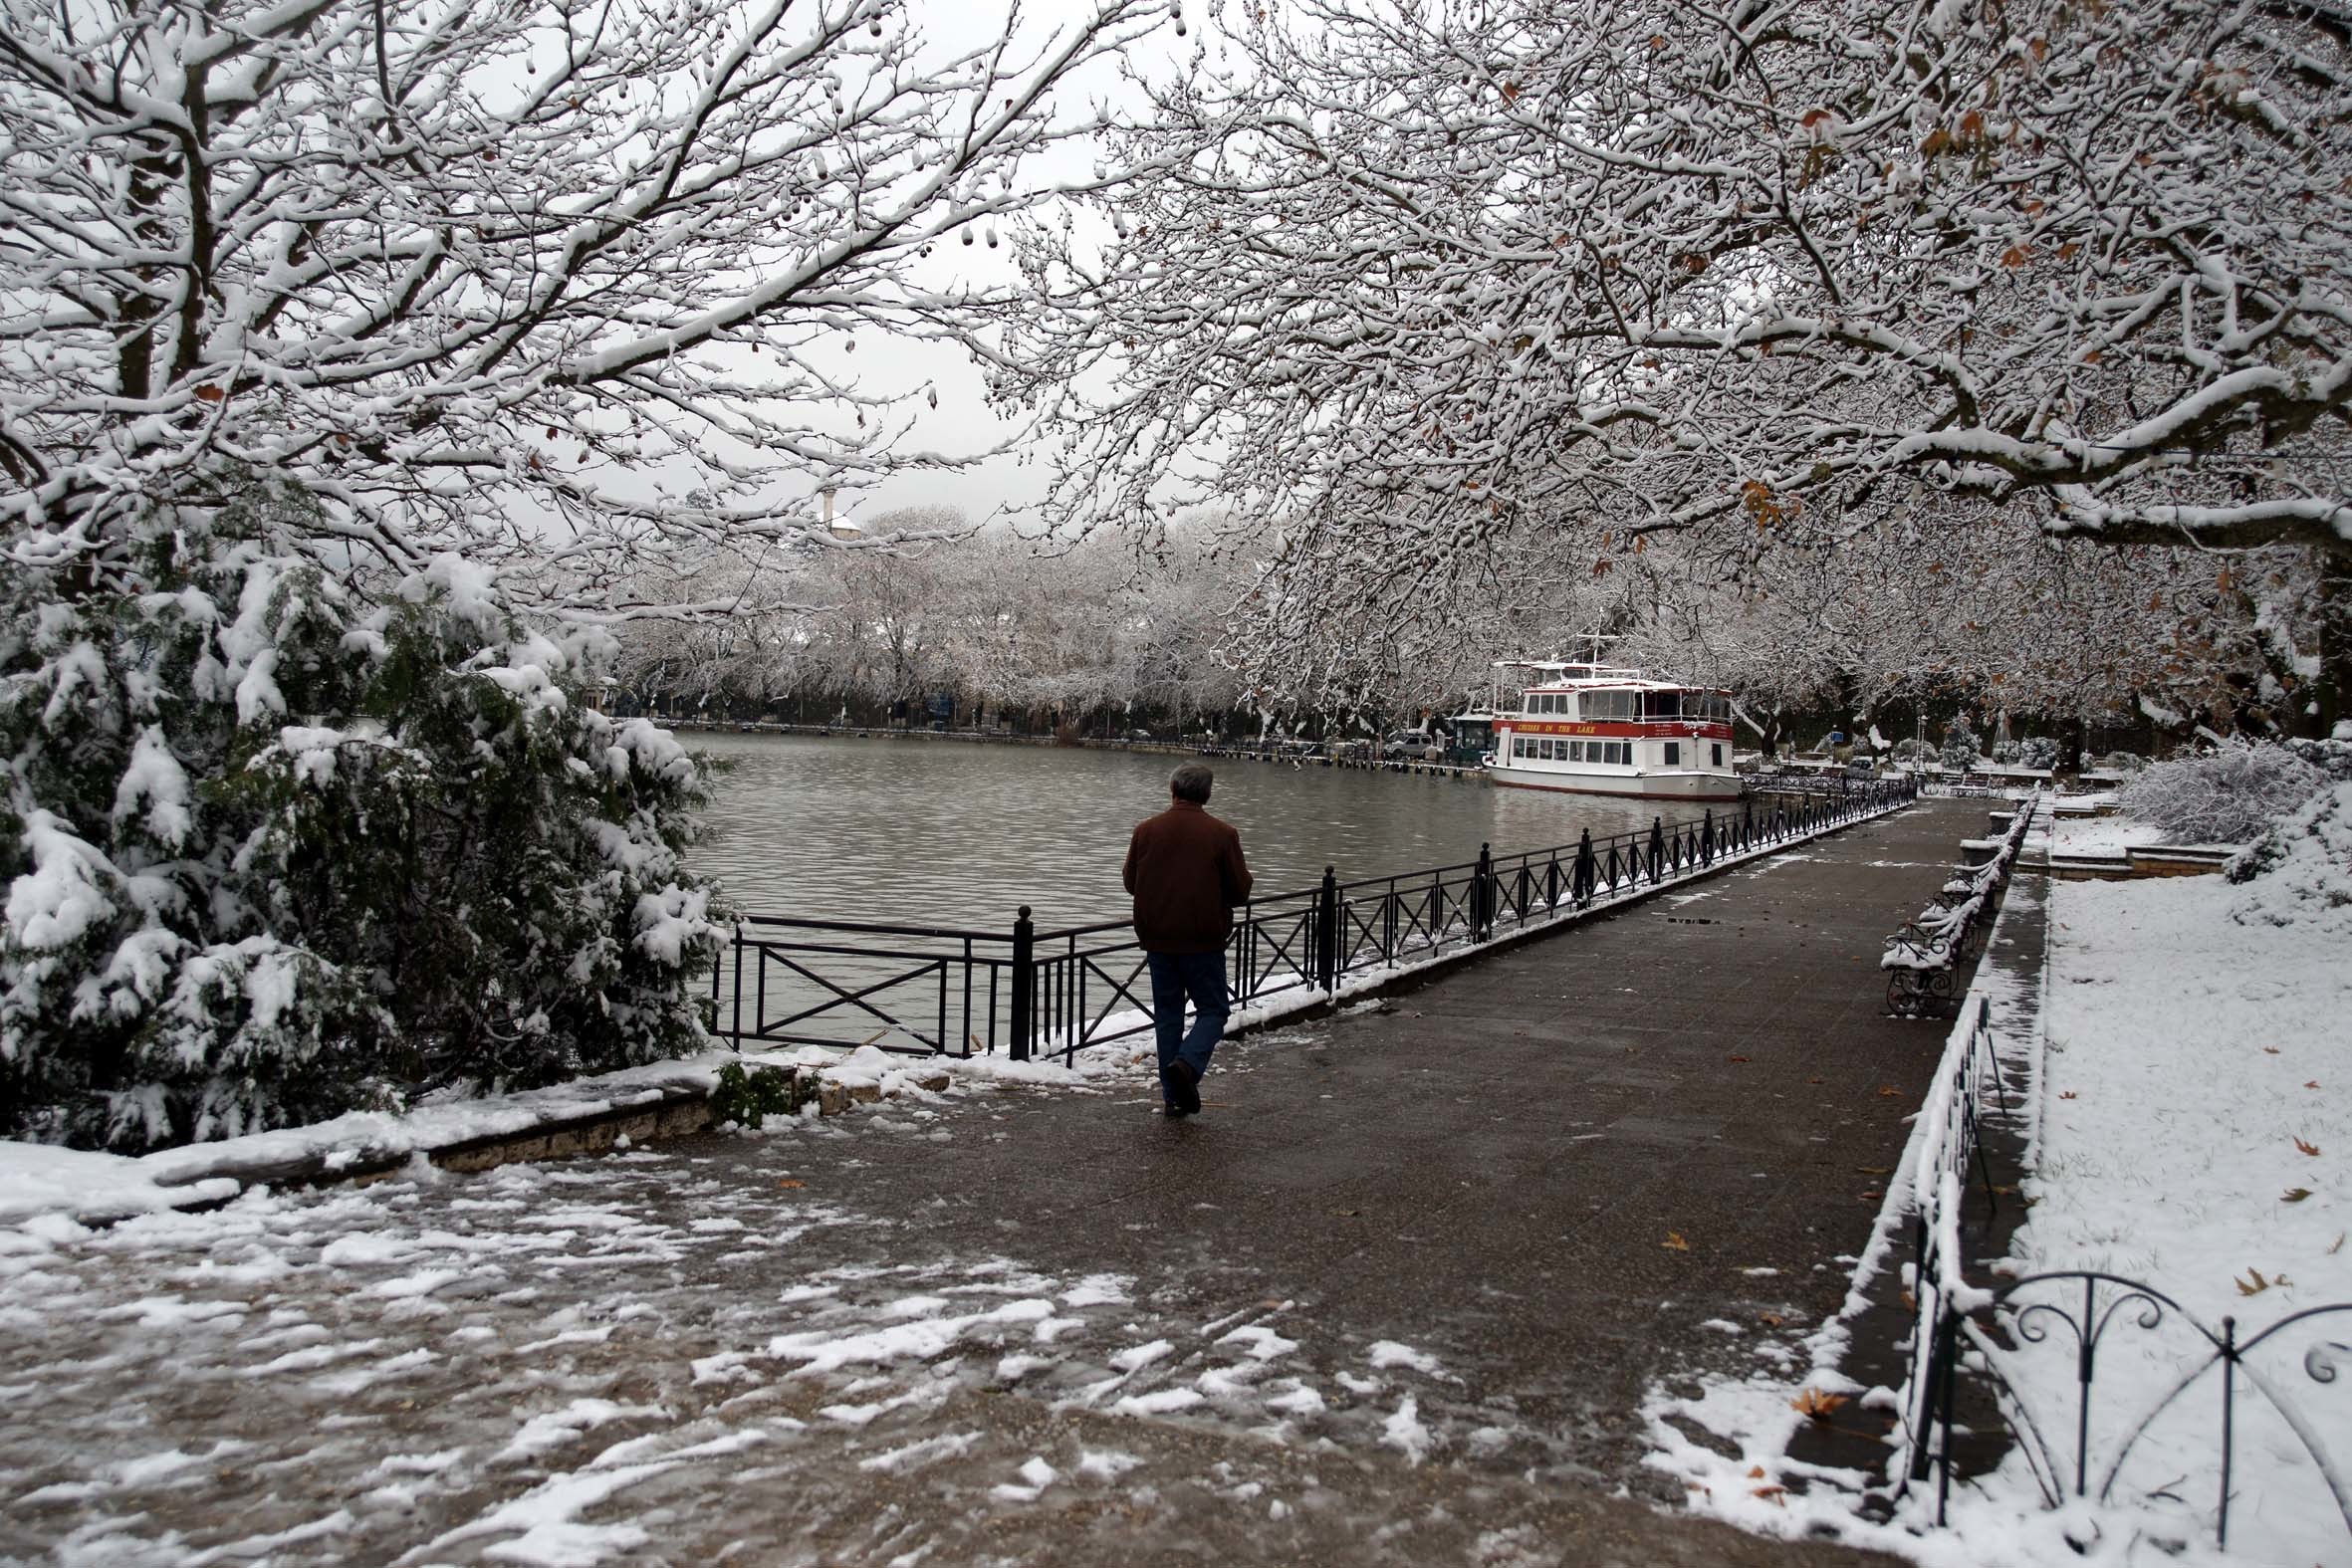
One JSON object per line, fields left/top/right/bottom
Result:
{"left": 1167, "top": 1058, "right": 1203, "bottom": 1116}
{"left": 1163, "top": 1099, "right": 1192, "bottom": 1120}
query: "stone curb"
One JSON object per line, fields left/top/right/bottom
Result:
{"left": 139, "top": 1061, "right": 957, "bottom": 1218}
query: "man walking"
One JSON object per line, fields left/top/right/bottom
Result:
{"left": 1122, "top": 763, "right": 1252, "bottom": 1118}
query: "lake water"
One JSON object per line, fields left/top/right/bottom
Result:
{"left": 686, "top": 732, "right": 1686, "bottom": 931}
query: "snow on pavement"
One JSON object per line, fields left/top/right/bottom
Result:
{"left": 1, "top": 1112, "right": 1511, "bottom": 1566}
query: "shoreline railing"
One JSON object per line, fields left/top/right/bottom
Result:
{"left": 706, "top": 778, "right": 1917, "bottom": 1064}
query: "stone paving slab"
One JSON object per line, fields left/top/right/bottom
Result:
{"left": 0, "top": 800, "right": 1983, "bottom": 1566}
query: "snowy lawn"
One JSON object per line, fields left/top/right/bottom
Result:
{"left": 2038, "top": 813, "right": 2167, "bottom": 859}
{"left": 1966, "top": 863, "right": 2352, "bottom": 1564}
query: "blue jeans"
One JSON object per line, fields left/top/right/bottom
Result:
{"left": 1145, "top": 951, "right": 1228, "bottom": 1093}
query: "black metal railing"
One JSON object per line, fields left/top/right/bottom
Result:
{"left": 705, "top": 778, "right": 1917, "bottom": 1063}
{"left": 1895, "top": 985, "right": 2352, "bottom": 1553}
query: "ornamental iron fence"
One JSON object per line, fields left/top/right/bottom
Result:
{"left": 1896, "top": 987, "right": 2352, "bottom": 1553}
{"left": 705, "top": 778, "right": 1917, "bottom": 1064}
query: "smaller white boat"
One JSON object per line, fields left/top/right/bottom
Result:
{"left": 1486, "top": 659, "right": 1739, "bottom": 802}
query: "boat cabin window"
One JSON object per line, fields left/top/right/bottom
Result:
{"left": 1712, "top": 743, "right": 1724, "bottom": 768}
{"left": 1643, "top": 691, "right": 1682, "bottom": 719}
{"left": 1584, "top": 690, "right": 1637, "bottom": 721}
{"left": 1663, "top": 741, "right": 1681, "bottom": 767}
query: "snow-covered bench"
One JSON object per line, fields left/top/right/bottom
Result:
{"left": 1883, "top": 793, "right": 2039, "bottom": 1017}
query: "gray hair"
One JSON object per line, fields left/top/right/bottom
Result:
{"left": 1169, "top": 762, "right": 1214, "bottom": 803}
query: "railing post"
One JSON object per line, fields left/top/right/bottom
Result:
{"left": 1574, "top": 827, "right": 1594, "bottom": 906}
{"left": 1648, "top": 817, "right": 1664, "bottom": 883}
{"left": 1936, "top": 1291, "right": 1961, "bottom": 1525}
{"left": 1316, "top": 865, "right": 1340, "bottom": 992}
{"left": 1009, "top": 905, "right": 1035, "bottom": 1062}
{"left": 1701, "top": 808, "right": 1715, "bottom": 866}
{"left": 2219, "top": 1315, "right": 2237, "bottom": 1549}
{"left": 1473, "top": 842, "right": 1495, "bottom": 940}
{"left": 730, "top": 920, "right": 745, "bottom": 1049}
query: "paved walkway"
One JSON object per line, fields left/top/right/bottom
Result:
{"left": 1, "top": 800, "right": 1984, "bottom": 1567}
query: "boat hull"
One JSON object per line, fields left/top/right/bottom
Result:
{"left": 1487, "top": 764, "right": 1742, "bottom": 802}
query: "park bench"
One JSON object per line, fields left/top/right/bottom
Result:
{"left": 1882, "top": 792, "right": 2038, "bottom": 1018}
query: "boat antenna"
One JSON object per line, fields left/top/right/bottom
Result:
{"left": 1561, "top": 629, "right": 1620, "bottom": 672}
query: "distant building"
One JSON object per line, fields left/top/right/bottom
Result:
{"left": 821, "top": 491, "right": 863, "bottom": 543}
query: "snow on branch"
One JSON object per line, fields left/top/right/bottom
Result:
{"left": 1006, "top": 0, "right": 2352, "bottom": 654}
{"left": 0, "top": 0, "right": 1166, "bottom": 607}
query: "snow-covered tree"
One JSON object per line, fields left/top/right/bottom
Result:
{"left": 1008, "top": 0, "right": 2352, "bottom": 724}
{"left": 0, "top": 0, "right": 1173, "bottom": 1145}
{"left": 1, "top": 485, "right": 720, "bottom": 1150}
{"left": 1942, "top": 715, "right": 1983, "bottom": 772}
{"left": 1, "top": 0, "right": 1163, "bottom": 601}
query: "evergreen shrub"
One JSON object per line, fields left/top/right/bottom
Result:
{"left": 0, "top": 491, "right": 723, "bottom": 1150}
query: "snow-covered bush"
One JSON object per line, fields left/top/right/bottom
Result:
{"left": 2231, "top": 782, "right": 2352, "bottom": 937}
{"left": 2283, "top": 732, "right": 2352, "bottom": 784}
{"left": 2014, "top": 737, "right": 2060, "bottom": 771}
{"left": 2118, "top": 741, "right": 2329, "bottom": 844}
{"left": 1, "top": 492, "right": 723, "bottom": 1150}
{"left": 1941, "top": 717, "right": 1982, "bottom": 772}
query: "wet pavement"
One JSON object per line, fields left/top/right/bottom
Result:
{"left": 0, "top": 800, "right": 1982, "bottom": 1567}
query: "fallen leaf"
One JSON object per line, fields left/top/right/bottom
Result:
{"left": 2330, "top": 1233, "right": 2345, "bottom": 1255}
{"left": 1662, "top": 1232, "right": 1691, "bottom": 1251}
{"left": 2236, "top": 1268, "right": 2274, "bottom": 1296}
{"left": 1855, "top": 1166, "right": 1893, "bottom": 1176}
{"left": 2283, "top": 1188, "right": 2313, "bottom": 1204}
{"left": 1790, "top": 1387, "right": 1848, "bottom": 1421}
{"left": 1807, "top": 1076, "right": 1824, "bottom": 1085}
{"left": 1758, "top": 1312, "right": 1785, "bottom": 1327}
{"left": 193, "top": 384, "right": 226, "bottom": 402}
{"left": 776, "top": 1178, "right": 805, "bottom": 1189}
{"left": 1752, "top": 1484, "right": 1787, "bottom": 1502}
{"left": 2264, "top": 1047, "right": 2280, "bottom": 1055}
{"left": 2296, "top": 1137, "right": 2321, "bottom": 1156}
{"left": 1877, "top": 1085, "right": 1902, "bottom": 1098}
{"left": 2060, "top": 1091, "right": 2078, "bottom": 1100}
{"left": 1727, "top": 1054, "right": 1751, "bottom": 1063}
{"left": 1747, "top": 1464, "right": 1766, "bottom": 1479}
{"left": 2309, "top": 1081, "right": 2322, "bottom": 1090}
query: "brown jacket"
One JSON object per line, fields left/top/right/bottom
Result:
{"left": 1122, "top": 800, "right": 1253, "bottom": 954}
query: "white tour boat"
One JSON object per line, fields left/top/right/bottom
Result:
{"left": 1485, "top": 660, "right": 1739, "bottom": 801}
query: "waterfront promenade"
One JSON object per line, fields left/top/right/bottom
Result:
{"left": 1, "top": 800, "right": 1981, "bottom": 1565}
